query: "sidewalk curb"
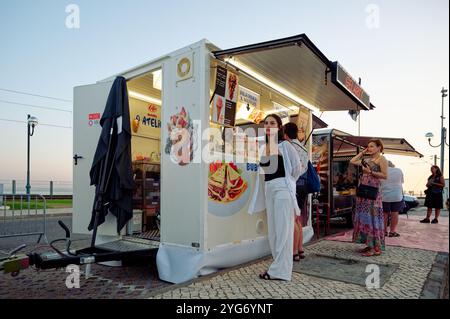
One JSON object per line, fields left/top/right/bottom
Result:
{"left": 420, "top": 251, "right": 449, "bottom": 299}
{"left": 1, "top": 213, "right": 72, "bottom": 220}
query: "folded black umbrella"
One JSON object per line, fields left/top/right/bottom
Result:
{"left": 88, "top": 76, "right": 134, "bottom": 237}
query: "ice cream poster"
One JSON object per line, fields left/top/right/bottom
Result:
{"left": 129, "top": 98, "right": 161, "bottom": 138}
{"left": 211, "top": 66, "right": 238, "bottom": 127}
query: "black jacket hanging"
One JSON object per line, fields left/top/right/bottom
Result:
{"left": 88, "top": 76, "right": 134, "bottom": 233}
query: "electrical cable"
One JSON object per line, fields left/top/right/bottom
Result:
{"left": 0, "top": 117, "right": 72, "bottom": 129}
{"left": 0, "top": 99, "right": 72, "bottom": 113}
{"left": 0, "top": 88, "right": 72, "bottom": 103}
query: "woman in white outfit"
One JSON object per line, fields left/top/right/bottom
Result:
{"left": 248, "top": 114, "right": 302, "bottom": 281}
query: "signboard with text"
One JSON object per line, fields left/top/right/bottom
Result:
{"left": 129, "top": 98, "right": 161, "bottom": 138}
{"left": 331, "top": 62, "right": 370, "bottom": 109}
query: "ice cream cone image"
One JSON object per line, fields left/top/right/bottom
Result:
{"left": 165, "top": 107, "right": 196, "bottom": 166}
{"left": 132, "top": 118, "right": 140, "bottom": 133}
{"left": 228, "top": 74, "right": 237, "bottom": 100}
{"left": 216, "top": 97, "right": 223, "bottom": 122}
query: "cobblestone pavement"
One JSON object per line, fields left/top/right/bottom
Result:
{"left": 0, "top": 254, "right": 173, "bottom": 299}
{"left": 1, "top": 208, "right": 447, "bottom": 299}
{"left": 1, "top": 217, "right": 174, "bottom": 299}
{"left": 151, "top": 240, "right": 438, "bottom": 299}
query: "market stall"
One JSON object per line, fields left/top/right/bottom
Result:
{"left": 72, "top": 34, "right": 377, "bottom": 283}
{"left": 311, "top": 128, "right": 423, "bottom": 230}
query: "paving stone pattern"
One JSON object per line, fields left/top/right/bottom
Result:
{"left": 151, "top": 240, "right": 437, "bottom": 299}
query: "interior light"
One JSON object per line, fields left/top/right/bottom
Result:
{"left": 152, "top": 69, "right": 162, "bottom": 91}
{"left": 224, "top": 58, "right": 320, "bottom": 113}
{"left": 128, "top": 91, "right": 162, "bottom": 105}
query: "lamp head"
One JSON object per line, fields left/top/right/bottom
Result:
{"left": 28, "top": 116, "right": 38, "bottom": 128}
{"left": 425, "top": 132, "right": 434, "bottom": 139}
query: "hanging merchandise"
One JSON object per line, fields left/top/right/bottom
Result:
{"left": 273, "top": 101, "right": 290, "bottom": 125}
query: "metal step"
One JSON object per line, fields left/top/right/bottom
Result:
{"left": 96, "top": 238, "right": 159, "bottom": 252}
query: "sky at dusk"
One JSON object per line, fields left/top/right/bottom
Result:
{"left": 0, "top": 0, "right": 448, "bottom": 194}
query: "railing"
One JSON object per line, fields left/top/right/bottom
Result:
{"left": 0, "top": 194, "right": 48, "bottom": 243}
{"left": 0, "top": 180, "right": 72, "bottom": 198}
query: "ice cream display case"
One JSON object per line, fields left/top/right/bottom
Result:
{"left": 312, "top": 129, "right": 359, "bottom": 225}
{"left": 132, "top": 160, "right": 160, "bottom": 231}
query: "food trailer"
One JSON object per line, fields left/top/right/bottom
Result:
{"left": 72, "top": 34, "right": 376, "bottom": 283}
{"left": 311, "top": 128, "right": 423, "bottom": 229}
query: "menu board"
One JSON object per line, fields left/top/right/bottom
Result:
{"left": 211, "top": 66, "right": 238, "bottom": 127}
{"left": 296, "top": 108, "right": 310, "bottom": 143}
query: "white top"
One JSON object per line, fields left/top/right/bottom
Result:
{"left": 248, "top": 141, "right": 303, "bottom": 216}
{"left": 381, "top": 167, "right": 404, "bottom": 202}
{"left": 290, "top": 139, "right": 308, "bottom": 176}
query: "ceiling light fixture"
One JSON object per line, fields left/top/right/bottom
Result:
{"left": 224, "top": 58, "right": 320, "bottom": 113}
{"left": 128, "top": 91, "right": 162, "bottom": 105}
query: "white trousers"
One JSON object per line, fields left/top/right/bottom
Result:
{"left": 264, "top": 178, "right": 295, "bottom": 281}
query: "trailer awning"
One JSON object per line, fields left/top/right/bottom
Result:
{"left": 340, "top": 136, "right": 424, "bottom": 158}
{"left": 312, "top": 115, "right": 328, "bottom": 129}
{"left": 214, "top": 34, "right": 375, "bottom": 112}
{"left": 313, "top": 128, "right": 423, "bottom": 158}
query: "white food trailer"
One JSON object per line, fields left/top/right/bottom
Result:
{"left": 73, "top": 34, "right": 375, "bottom": 283}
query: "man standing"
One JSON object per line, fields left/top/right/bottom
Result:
{"left": 381, "top": 161, "right": 404, "bottom": 237}
{"left": 283, "top": 122, "right": 308, "bottom": 260}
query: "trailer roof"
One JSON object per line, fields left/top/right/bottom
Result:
{"left": 214, "top": 34, "right": 375, "bottom": 112}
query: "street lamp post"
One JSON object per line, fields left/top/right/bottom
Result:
{"left": 440, "top": 87, "right": 448, "bottom": 176}
{"left": 426, "top": 87, "right": 448, "bottom": 176}
{"left": 26, "top": 114, "right": 38, "bottom": 198}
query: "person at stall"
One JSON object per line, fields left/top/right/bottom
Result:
{"left": 421, "top": 165, "right": 445, "bottom": 224}
{"left": 248, "top": 114, "right": 302, "bottom": 281}
{"left": 381, "top": 161, "right": 405, "bottom": 237}
{"left": 283, "top": 122, "right": 308, "bottom": 262}
{"left": 350, "top": 140, "right": 388, "bottom": 257}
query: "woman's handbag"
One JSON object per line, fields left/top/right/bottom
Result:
{"left": 356, "top": 184, "right": 379, "bottom": 200}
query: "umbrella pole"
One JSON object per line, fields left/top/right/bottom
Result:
{"left": 90, "top": 119, "right": 116, "bottom": 248}
{"left": 90, "top": 196, "right": 101, "bottom": 247}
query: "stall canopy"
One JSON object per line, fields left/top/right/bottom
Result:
{"left": 314, "top": 128, "right": 423, "bottom": 158}
{"left": 214, "top": 34, "right": 375, "bottom": 112}
{"left": 341, "top": 135, "right": 423, "bottom": 158}
{"left": 312, "top": 115, "right": 328, "bottom": 129}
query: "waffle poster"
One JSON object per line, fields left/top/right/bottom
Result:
{"left": 212, "top": 66, "right": 238, "bottom": 127}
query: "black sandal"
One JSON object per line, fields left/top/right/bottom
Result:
{"left": 293, "top": 254, "right": 301, "bottom": 262}
{"left": 259, "top": 272, "right": 272, "bottom": 280}
{"left": 388, "top": 232, "right": 400, "bottom": 237}
{"left": 298, "top": 250, "right": 306, "bottom": 259}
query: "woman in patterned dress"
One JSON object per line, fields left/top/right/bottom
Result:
{"left": 350, "top": 139, "right": 388, "bottom": 256}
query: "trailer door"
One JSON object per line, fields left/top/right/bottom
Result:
{"left": 72, "top": 81, "right": 117, "bottom": 236}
